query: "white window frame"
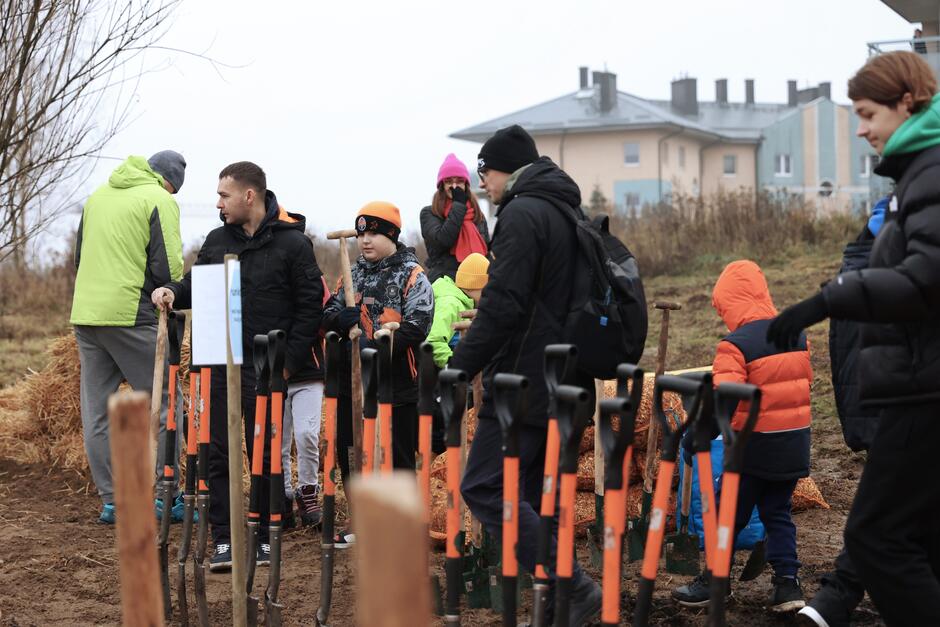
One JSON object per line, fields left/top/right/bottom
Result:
{"left": 623, "top": 142, "right": 640, "bottom": 167}
{"left": 723, "top": 154, "right": 737, "bottom": 177}
{"left": 860, "top": 154, "right": 871, "bottom": 178}
{"left": 775, "top": 153, "right": 792, "bottom": 177}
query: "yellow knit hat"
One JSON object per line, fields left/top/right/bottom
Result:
{"left": 455, "top": 253, "right": 490, "bottom": 290}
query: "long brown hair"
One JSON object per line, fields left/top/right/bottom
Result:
{"left": 848, "top": 51, "right": 937, "bottom": 111}
{"left": 431, "top": 183, "right": 483, "bottom": 224}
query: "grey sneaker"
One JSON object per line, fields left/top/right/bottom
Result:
{"left": 568, "top": 575, "right": 602, "bottom": 626}
{"left": 672, "top": 571, "right": 731, "bottom": 608}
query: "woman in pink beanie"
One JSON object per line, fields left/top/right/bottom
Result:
{"left": 420, "top": 153, "right": 490, "bottom": 283}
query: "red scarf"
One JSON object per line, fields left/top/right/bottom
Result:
{"left": 444, "top": 199, "right": 488, "bottom": 262}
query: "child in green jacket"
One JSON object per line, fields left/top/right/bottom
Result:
{"left": 428, "top": 253, "right": 490, "bottom": 368}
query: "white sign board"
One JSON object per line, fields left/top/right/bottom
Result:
{"left": 226, "top": 258, "right": 243, "bottom": 364}
{"left": 191, "top": 262, "right": 243, "bottom": 365}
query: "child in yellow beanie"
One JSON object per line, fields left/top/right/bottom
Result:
{"left": 428, "top": 252, "right": 489, "bottom": 368}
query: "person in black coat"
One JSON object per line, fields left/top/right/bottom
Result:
{"left": 768, "top": 52, "right": 940, "bottom": 626}
{"left": 419, "top": 153, "right": 489, "bottom": 283}
{"left": 152, "top": 161, "right": 323, "bottom": 570}
{"left": 451, "top": 125, "right": 602, "bottom": 625}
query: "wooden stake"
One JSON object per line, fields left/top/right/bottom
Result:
{"left": 150, "top": 310, "right": 168, "bottom": 466}
{"left": 351, "top": 473, "right": 431, "bottom": 627}
{"left": 224, "top": 254, "right": 247, "bottom": 627}
{"left": 109, "top": 391, "right": 165, "bottom": 627}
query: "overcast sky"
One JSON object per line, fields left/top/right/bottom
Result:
{"left": 50, "top": 0, "right": 916, "bottom": 253}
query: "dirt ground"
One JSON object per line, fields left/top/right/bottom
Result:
{"left": 0, "top": 253, "right": 889, "bottom": 626}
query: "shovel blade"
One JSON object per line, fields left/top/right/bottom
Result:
{"left": 626, "top": 517, "right": 647, "bottom": 562}
{"left": 664, "top": 533, "right": 701, "bottom": 575}
{"left": 739, "top": 539, "right": 767, "bottom": 582}
{"left": 177, "top": 563, "right": 189, "bottom": 627}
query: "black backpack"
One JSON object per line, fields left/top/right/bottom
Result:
{"left": 531, "top": 195, "right": 649, "bottom": 379}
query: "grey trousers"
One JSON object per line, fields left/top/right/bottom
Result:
{"left": 75, "top": 324, "right": 181, "bottom": 505}
{"left": 282, "top": 380, "right": 323, "bottom": 498}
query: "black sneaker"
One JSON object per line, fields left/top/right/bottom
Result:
{"left": 797, "top": 583, "right": 852, "bottom": 627}
{"left": 256, "top": 543, "right": 271, "bottom": 566}
{"left": 296, "top": 484, "right": 323, "bottom": 528}
{"left": 209, "top": 543, "right": 232, "bottom": 572}
{"left": 672, "top": 572, "right": 730, "bottom": 608}
{"left": 769, "top": 575, "right": 805, "bottom": 613}
{"left": 334, "top": 530, "right": 356, "bottom": 549}
{"left": 568, "top": 574, "right": 602, "bottom": 626}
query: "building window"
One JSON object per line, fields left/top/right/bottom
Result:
{"left": 679, "top": 145, "right": 686, "bottom": 169}
{"left": 860, "top": 154, "right": 879, "bottom": 178}
{"left": 662, "top": 141, "right": 669, "bottom": 165}
{"left": 624, "top": 192, "right": 641, "bottom": 209}
{"left": 723, "top": 155, "right": 737, "bottom": 176}
{"left": 623, "top": 143, "right": 640, "bottom": 166}
{"left": 775, "top": 154, "right": 792, "bottom": 176}
{"left": 818, "top": 180, "right": 834, "bottom": 197}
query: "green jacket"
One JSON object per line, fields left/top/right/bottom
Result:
{"left": 429, "top": 276, "right": 474, "bottom": 368}
{"left": 883, "top": 92, "right": 940, "bottom": 157}
{"left": 70, "top": 156, "right": 183, "bottom": 326}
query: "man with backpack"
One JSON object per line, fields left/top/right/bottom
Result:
{"left": 453, "top": 124, "right": 646, "bottom": 625}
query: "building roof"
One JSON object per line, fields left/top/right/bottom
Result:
{"left": 451, "top": 87, "right": 802, "bottom": 144}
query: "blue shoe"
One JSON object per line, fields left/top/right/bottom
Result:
{"left": 99, "top": 503, "right": 116, "bottom": 524}
{"left": 155, "top": 494, "right": 197, "bottom": 523}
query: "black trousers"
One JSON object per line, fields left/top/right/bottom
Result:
{"left": 844, "top": 403, "right": 940, "bottom": 626}
{"left": 208, "top": 367, "right": 278, "bottom": 545}
{"left": 335, "top": 394, "right": 418, "bottom": 487}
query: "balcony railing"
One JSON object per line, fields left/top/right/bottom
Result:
{"left": 868, "top": 36, "right": 940, "bottom": 79}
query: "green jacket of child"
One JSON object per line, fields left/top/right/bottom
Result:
{"left": 428, "top": 275, "right": 475, "bottom": 368}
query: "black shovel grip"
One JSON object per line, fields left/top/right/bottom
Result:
{"left": 267, "top": 330, "right": 287, "bottom": 393}
{"left": 361, "top": 347, "right": 378, "bottom": 419}
{"left": 616, "top": 362, "right": 644, "bottom": 403}
{"left": 714, "top": 382, "right": 762, "bottom": 474}
{"left": 324, "top": 332, "right": 342, "bottom": 398}
{"left": 599, "top": 398, "right": 632, "bottom": 491}
{"left": 681, "top": 371, "right": 716, "bottom": 453}
{"left": 494, "top": 373, "right": 528, "bottom": 457}
{"left": 253, "top": 335, "right": 270, "bottom": 396}
{"left": 555, "top": 384, "right": 592, "bottom": 473}
{"left": 439, "top": 368, "right": 468, "bottom": 448}
{"left": 168, "top": 311, "right": 185, "bottom": 366}
{"left": 376, "top": 330, "right": 394, "bottom": 404}
{"left": 543, "top": 344, "right": 578, "bottom": 412}
{"left": 418, "top": 342, "right": 437, "bottom": 414}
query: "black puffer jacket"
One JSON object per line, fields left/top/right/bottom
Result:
{"left": 823, "top": 145, "right": 940, "bottom": 407}
{"left": 167, "top": 191, "right": 324, "bottom": 382}
{"left": 420, "top": 202, "right": 490, "bottom": 283}
{"left": 451, "top": 157, "right": 593, "bottom": 427}
{"left": 828, "top": 229, "right": 881, "bottom": 451}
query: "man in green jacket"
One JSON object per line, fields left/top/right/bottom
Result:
{"left": 70, "top": 151, "right": 185, "bottom": 524}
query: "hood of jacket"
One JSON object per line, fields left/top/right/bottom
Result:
{"left": 108, "top": 156, "right": 163, "bottom": 190}
{"left": 222, "top": 189, "right": 307, "bottom": 240}
{"left": 712, "top": 260, "right": 778, "bottom": 332}
{"left": 883, "top": 92, "right": 940, "bottom": 158}
{"left": 498, "top": 157, "right": 581, "bottom": 213}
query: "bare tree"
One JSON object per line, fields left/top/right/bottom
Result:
{"left": 0, "top": 0, "right": 182, "bottom": 265}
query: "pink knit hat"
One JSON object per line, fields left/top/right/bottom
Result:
{"left": 436, "top": 153, "right": 470, "bottom": 186}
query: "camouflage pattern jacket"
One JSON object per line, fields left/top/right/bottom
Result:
{"left": 323, "top": 244, "right": 433, "bottom": 404}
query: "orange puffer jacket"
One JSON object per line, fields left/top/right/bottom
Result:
{"left": 711, "top": 260, "right": 813, "bottom": 480}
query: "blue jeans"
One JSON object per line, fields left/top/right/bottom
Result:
{"left": 460, "top": 417, "right": 584, "bottom": 583}
{"left": 727, "top": 474, "right": 800, "bottom": 577}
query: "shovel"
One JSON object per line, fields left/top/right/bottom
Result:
{"left": 598, "top": 363, "right": 644, "bottom": 627}
{"left": 440, "top": 368, "right": 469, "bottom": 626}
{"left": 531, "top": 344, "right": 578, "bottom": 627}
{"left": 708, "top": 382, "right": 762, "bottom": 627}
{"left": 193, "top": 366, "right": 212, "bottom": 627}
{"left": 553, "top": 384, "right": 594, "bottom": 627}
{"left": 315, "top": 332, "right": 342, "bottom": 627}
{"left": 246, "top": 335, "right": 270, "bottom": 627}
{"left": 628, "top": 301, "right": 681, "bottom": 561}
{"left": 265, "top": 330, "right": 287, "bottom": 627}
{"left": 494, "top": 373, "right": 529, "bottom": 627}
{"left": 375, "top": 328, "right": 395, "bottom": 475}
{"left": 158, "top": 310, "right": 184, "bottom": 621}
{"left": 633, "top": 374, "right": 706, "bottom": 627}
{"left": 177, "top": 361, "right": 199, "bottom": 627}
{"left": 360, "top": 347, "right": 378, "bottom": 475}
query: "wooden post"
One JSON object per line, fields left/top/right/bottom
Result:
{"left": 224, "top": 254, "right": 247, "bottom": 627}
{"left": 150, "top": 310, "right": 168, "bottom": 464}
{"left": 594, "top": 379, "right": 605, "bottom": 504}
{"left": 109, "top": 391, "right": 165, "bottom": 627}
{"left": 351, "top": 473, "right": 431, "bottom": 627}
{"left": 468, "top": 373, "right": 484, "bottom": 548}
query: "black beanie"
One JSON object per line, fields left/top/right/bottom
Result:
{"left": 477, "top": 124, "right": 539, "bottom": 174}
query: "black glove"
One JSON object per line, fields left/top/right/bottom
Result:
{"left": 766, "top": 292, "right": 828, "bottom": 350}
{"left": 337, "top": 306, "right": 360, "bottom": 331}
{"left": 450, "top": 186, "right": 468, "bottom": 206}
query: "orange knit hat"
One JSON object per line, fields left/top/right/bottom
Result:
{"left": 356, "top": 201, "right": 402, "bottom": 242}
